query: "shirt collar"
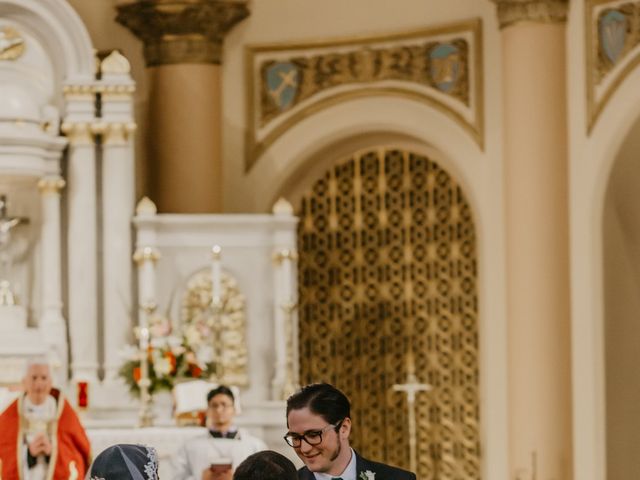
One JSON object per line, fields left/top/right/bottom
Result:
{"left": 313, "top": 448, "right": 356, "bottom": 480}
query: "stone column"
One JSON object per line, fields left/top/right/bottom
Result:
{"left": 116, "top": 0, "right": 250, "bottom": 213}
{"left": 492, "top": 1, "right": 572, "bottom": 479}
{"left": 38, "top": 175, "right": 67, "bottom": 383}
{"left": 97, "top": 51, "right": 138, "bottom": 382}
{"left": 62, "top": 115, "right": 99, "bottom": 383}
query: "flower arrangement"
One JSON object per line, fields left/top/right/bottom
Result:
{"left": 119, "top": 308, "right": 216, "bottom": 396}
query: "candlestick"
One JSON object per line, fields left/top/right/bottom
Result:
{"left": 211, "top": 245, "right": 222, "bottom": 303}
{"left": 281, "top": 249, "right": 292, "bottom": 302}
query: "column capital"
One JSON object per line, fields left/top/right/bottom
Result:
{"left": 133, "top": 246, "right": 161, "bottom": 266}
{"left": 116, "top": 0, "right": 250, "bottom": 66}
{"left": 61, "top": 122, "right": 95, "bottom": 146}
{"left": 38, "top": 176, "right": 66, "bottom": 195}
{"left": 92, "top": 122, "right": 138, "bottom": 145}
{"left": 491, "top": 0, "right": 569, "bottom": 29}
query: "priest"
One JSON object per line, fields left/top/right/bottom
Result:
{"left": 0, "top": 358, "right": 91, "bottom": 480}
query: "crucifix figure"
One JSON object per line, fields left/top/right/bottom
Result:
{"left": 0, "top": 195, "right": 28, "bottom": 305}
{"left": 393, "top": 348, "right": 431, "bottom": 474}
{"left": 0, "top": 194, "right": 28, "bottom": 249}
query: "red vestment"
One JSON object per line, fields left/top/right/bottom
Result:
{"left": 0, "top": 391, "right": 91, "bottom": 480}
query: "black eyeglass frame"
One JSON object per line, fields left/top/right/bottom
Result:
{"left": 283, "top": 418, "right": 345, "bottom": 448}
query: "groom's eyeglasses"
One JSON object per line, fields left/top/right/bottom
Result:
{"left": 284, "top": 419, "right": 344, "bottom": 448}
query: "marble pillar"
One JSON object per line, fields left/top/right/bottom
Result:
{"left": 116, "top": 0, "right": 250, "bottom": 213}
{"left": 98, "top": 51, "right": 137, "bottom": 382}
{"left": 492, "top": 1, "right": 572, "bottom": 479}
{"left": 38, "top": 175, "right": 67, "bottom": 382}
{"left": 62, "top": 116, "right": 99, "bottom": 383}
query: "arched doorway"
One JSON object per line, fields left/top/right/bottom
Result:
{"left": 602, "top": 113, "right": 640, "bottom": 479}
{"left": 297, "top": 147, "right": 481, "bottom": 479}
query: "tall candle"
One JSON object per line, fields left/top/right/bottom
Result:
{"left": 281, "top": 249, "right": 292, "bottom": 303}
{"left": 211, "top": 245, "right": 222, "bottom": 302}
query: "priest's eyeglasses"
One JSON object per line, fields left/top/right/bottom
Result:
{"left": 284, "top": 419, "right": 344, "bottom": 448}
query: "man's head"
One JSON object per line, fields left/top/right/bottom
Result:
{"left": 233, "top": 450, "right": 297, "bottom": 480}
{"left": 23, "top": 360, "right": 52, "bottom": 405}
{"left": 285, "top": 383, "right": 352, "bottom": 475}
{"left": 206, "top": 385, "right": 236, "bottom": 431}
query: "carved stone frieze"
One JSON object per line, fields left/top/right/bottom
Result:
{"left": 259, "top": 39, "right": 470, "bottom": 126}
{"left": 116, "top": 0, "right": 250, "bottom": 66}
{"left": 491, "top": 0, "right": 569, "bottom": 28}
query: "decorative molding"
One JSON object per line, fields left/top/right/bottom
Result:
{"left": 136, "top": 197, "right": 158, "bottom": 216}
{"left": 585, "top": 0, "right": 640, "bottom": 133}
{"left": 491, "top": 0, "right": 569, "bottom": 28}
{"left": 37, "top": 176, "right": 66, "bottom": 195}
{"left": 245, "top": 19, "right": 484, "bottom": 171}
{"left": 0, "top": 26, "right": 25, "bottom": 60}
{"left": 91, "top": 122, "right": 137, "bottom": 144}
{"left": 100, "top": 50, "right": 131, "bottom": 75}
{"left": 116, "top": 0, "right": 250, "bottom": 66}
{"left": 60, "top": 122, "right": 94, "bottom": 146}
{"left": 133, "top": 246, "right": 161, "bottom": 266}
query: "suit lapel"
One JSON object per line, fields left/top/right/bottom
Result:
{"left": 298, "top": 466, "right": 315, "bottom": 480}
{"left": 355, "top": 453, "right": 375, "bottom": 480}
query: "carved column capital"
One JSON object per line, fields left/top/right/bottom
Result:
{"left": 116, "top": 0, "right": 250, "bottom": 66}
{"left": 491, "top": 0, "right": 569, "bottom": 29}
{"left": 38, "top": 176, "right": 66, "bottom": 195}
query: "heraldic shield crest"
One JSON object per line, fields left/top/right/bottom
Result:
{"left": 265, "top": 61, "right": 300, "bottom": 112}
{"left": 429, "top": 43, "right": 461, "bottom": 93}
{"left": 599, "top": 9, "right": 627, "bottom": 66}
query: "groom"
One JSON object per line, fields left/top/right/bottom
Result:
{"left": 285, "top": 383, "right": 416, "bottom": 480}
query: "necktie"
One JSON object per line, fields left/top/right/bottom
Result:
{"left": 209, "top": 430, "right": 238, "bottom": 439}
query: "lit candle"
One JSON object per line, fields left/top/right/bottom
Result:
{"left": 211, "top": 245, "right": 222, "bottom": 302}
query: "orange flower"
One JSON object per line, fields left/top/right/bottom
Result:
{"left": 189, "top": 364, "right": 202, "bottom": 378}
{"left": 133, "top": 367, "right": 141, "bottom": 382}
{"left": 165, "top": 351, "right": 177, "bottom": 373}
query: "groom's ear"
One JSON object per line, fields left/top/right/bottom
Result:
{"left": 340, "top": 417, "right": 352, "bottom": 438}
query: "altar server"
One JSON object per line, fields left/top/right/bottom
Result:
{"left": 0, "top": 358, "right": 91, "bottom": 480}
{"left": 172, "top": 386, "right": 266, "bottom": 480}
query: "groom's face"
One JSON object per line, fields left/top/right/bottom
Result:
{"left": 286, "top": 407, "right": 351, "bottom": 475}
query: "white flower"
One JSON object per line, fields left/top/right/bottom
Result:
{"left": 359, "top": 471, "right": 375, "bottom": 480}
{"left": 185, "top": 325, "right": 202, "bottom": 346}
{"left": 154, "top": 356, "right": 172, "bottom": 376}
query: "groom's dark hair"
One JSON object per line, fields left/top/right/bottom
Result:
{"left": 286, "top": 383, "right": 351, "bottom": 426}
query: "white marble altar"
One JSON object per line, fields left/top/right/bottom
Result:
{"left": 0, "top": 1, "right": 298, "bottom": 461}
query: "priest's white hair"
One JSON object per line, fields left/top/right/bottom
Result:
{"left": 23, "top": 355, "right": 51, "bottom": 376}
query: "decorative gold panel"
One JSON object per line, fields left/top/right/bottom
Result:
{"left": 297, "top": 148, "right": 480, "bottom": 479}
{"left": 246, "top": 19, "right": 484, "bottom": 171}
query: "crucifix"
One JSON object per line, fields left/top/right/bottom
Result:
{"left": 392, "top": 347, "right": 431, "bottom": 474}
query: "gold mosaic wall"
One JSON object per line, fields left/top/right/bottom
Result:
{"left": 297, "top": 148, "right": 480, "bottom": 479}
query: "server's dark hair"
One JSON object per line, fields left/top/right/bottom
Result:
{"left": 207, "top": 385, "right": 235, "bottom": 403}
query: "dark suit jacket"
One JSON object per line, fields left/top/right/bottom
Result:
{"left": 297, "top": 451, "right": 416, "bottom": 480}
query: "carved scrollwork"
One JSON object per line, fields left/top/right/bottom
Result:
{"left": 180, "top": 269, "right": 248, "bottom": 386}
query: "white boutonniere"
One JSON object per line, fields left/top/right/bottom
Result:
{"left": 359, "top": 471, "right": 375, "bottom": 480}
